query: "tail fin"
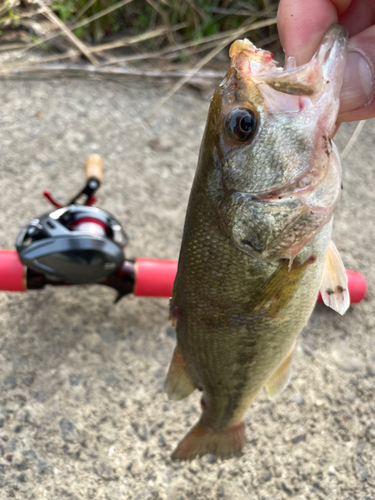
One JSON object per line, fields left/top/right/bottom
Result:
{"left": 171, "top": 420, "right": 245, "bottom": 461}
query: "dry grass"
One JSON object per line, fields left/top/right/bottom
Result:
{"left": 0, "top": 1, "right": 280, "bottom": 100}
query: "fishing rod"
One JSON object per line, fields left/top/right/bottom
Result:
{"left": 0, "top": 155, "right": 367, "bottom": 304}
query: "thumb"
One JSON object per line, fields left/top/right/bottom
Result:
{"left": 338, "top": 27, "right": 375, "bottom": 122}
{"left": 277, "top": 0, "right": 339, "bottom": 65}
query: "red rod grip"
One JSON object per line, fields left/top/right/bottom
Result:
{"left": 0, "top": 252, "right": 367, "bottom": 305}
{"left": 134, "top": 258, "right": 178, "bottom": 297}
{"left": 134, "top": 258, "right": 367, "bottom": 304}
{"left": 0, "top": 251, "right": 26, "bottom": 292}
{"left": 317, "top": 269, "right": 367, "bottom": 304}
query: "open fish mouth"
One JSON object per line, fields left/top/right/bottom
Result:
{"left": 230, "top": 24, "right": 348, "bottom": 102}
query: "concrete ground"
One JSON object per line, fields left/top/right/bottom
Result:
{"left": 0, "top": 76, "right": 374, "bottom": 500}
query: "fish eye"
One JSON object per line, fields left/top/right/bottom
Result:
{"left": 227, "top": 108, "right": 257, "bottom": 142}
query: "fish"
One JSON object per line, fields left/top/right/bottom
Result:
{"left": 165, "top": 25, "right": 350, "bottom": 461}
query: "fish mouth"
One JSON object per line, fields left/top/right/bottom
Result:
{"left": 240, "top": 135, "right": 339, "bottom": 209}
{"left": 247, "top": 165, "right": 325, "bottom": 203}
{"left": 230, "top": 25, "right": 348, "bottom": 100}
{"left": 252, "top": 181, "right": 312, "bottom": 203}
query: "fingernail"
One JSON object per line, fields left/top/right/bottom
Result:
{"left": 340, "top": 51, "right": 374, "bottom": 114}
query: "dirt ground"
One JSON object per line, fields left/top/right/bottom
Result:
{"left": 0, "top": 76, "right": 374, "bottom": 500}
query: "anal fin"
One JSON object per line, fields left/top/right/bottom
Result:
{"left": 320, "top": 240, "right": 350, "bottom": 315}
{"left": 265, "top": 344, "right": 294, "bottom": 399}
{"left": 164, "top": 346, "right": 196, "bottom": 401}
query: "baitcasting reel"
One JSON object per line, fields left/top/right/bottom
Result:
{"left": 16, "top": 155, "right": 128, "bottom": 284}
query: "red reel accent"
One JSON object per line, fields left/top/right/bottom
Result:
{"left": 86, "top": 196, "right": 98, "bottom": 206}
{"left": 43, "top": 190, "right": 63, "bottom": 208}
{"left": 69, "top": 217, "right": 107, "bottom": 230}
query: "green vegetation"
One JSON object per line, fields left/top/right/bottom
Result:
{"left": 0, "top": 1, "right": 20, "bottom": 30}
{"left": 1, "top": 0, "right": 279, "bottom": 67}
{"left": 48, "top": 0, "right": 278, "bottom": 43}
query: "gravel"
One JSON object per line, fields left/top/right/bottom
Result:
{"left": 0, "top": 77, "right": 375, "bottom": 499}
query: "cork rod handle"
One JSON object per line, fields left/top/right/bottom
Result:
{"left": 85, "top": 154, "right": 103, "bottom": 182}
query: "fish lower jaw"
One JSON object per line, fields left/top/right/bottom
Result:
{"left": 250, "top": 169, "right": 329, "bottom": 203}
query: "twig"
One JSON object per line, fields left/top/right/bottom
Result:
{"left": 87, "top": 22, "right": 187, "bottom": 53}
{"left": 106, "top": 34, "right": 279, "bottom": 66}
{"left": 237, "top": 1, "right": 258, "bottom": 14}
{"left": 206, "top": 6, "right": 274, "bottom": 15}
{"left": 0, "top": 25, "right": 189, "bottom": 70}
{"left": 1, "top": 51, "right": 79, "bottom": 69}
{"left": 100, "top": 26, "right": 278, "bottom": 67}
{"left": 73, "top": 0, "right": 98, "bottom": 23}
{"left": 0, "top": 43, "right": 27, "bottom": 52}
{"left": 72, "top": 0, "right": 133, "bottom": 30}
{"left": 145, "top": 0, "right": 174, "bottom": 45}
{"left": 0, "top": 63, "right": 224, "bottom": 82}
{"left": 99, "top": 40, "right": 223, "bottom": 67}
{"left": 151, "top": 17, "right": 277, "bottom": 114}
{"left": 36, "top": 0, "right": 98, "bottom": 65}
{"left": 18, "top": 7, "right": 45, "bottom": 18}
{"left": 19, "top": 0, "right": 134, "bottom": 56}
{"left": 2, "top": 32, "right": 280, "bottom": 72}
{"left": 341, "top": 121, "right": 365, "bottom": 160}
{"left": 99, "top": 28, "right": 248, "bottom": 67}
{"left": 0, "top": 22, "right": 188, "bottom": 69}
{"left": 162, "top": 32, "right": 280, "bottom": 62}
{"left": 0, "top": 0, "right": 18, "bottom": 18}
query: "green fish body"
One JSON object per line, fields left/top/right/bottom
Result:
{"left": 166, "top": 25, "right": 349, "bottom": 460}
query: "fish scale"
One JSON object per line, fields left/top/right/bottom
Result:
{"left": 165, "top": 25, "right": 349, "bottom": 460}
{"left": 223, "top": 122, "right": 314, "bottom": 193}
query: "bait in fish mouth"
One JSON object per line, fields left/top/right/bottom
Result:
{"left": 165, "top": 25, "right": 350, "bottom": 461}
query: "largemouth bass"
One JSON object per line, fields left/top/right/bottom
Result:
{"left": 166, "top": 25, "right": 350, "bottom": 460}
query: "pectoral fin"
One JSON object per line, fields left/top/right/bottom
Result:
{"left": 250, "top": 259, "right": 309, "bottom": 317}
{"left": 164, "top": 346, "right": 196, "bottom": 401}
{"left": 265, "top": 344, "right": 294, "bottom": 399}
{"left": 320, "top": 241, "right": 350, "bottom": 315}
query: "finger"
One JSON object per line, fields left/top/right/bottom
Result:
{"left": 338, "top": 26, "right": 375, "bottom": 122}
{"left": 277, "top": 0, "right": 350, "bottom": 65}
{"left": 338, "top": 0, "right": 375, "bottom": 37}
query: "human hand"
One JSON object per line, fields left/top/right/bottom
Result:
{"left": 277, "top": 0, "right": 375, "bottom": 122}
